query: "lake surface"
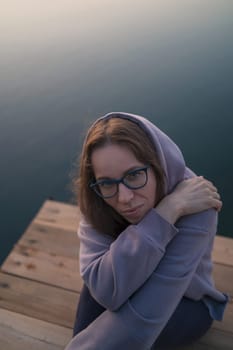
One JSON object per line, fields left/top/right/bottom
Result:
{"left": 0, "top": 0, "right": 233, "bottom": 264}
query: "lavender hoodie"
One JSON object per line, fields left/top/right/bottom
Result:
{"left": 65, "top": 112, "right": 228, "bottom": 350}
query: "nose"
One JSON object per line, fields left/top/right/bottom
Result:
{"left": 117, "top": 183, "right": 134, "bottom": 203}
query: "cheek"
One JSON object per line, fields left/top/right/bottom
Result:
{"left": 104, "top": 198, "right": 117, "bottom": 210}
{"left": 147, "top": 178, "right": 157, "bottom": 206}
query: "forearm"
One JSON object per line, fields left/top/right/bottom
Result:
{"left": 118, "top": 209, "right": 217, "bottom": 345}
{"left": 80, "top": 209, "right": 178, "bottom": 310}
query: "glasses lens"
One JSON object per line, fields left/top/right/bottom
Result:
{"left": 96, "top": 181, "right": 118, "bottom": 198}
{"left": 124, "top": 168, "right": 148, "bottom": 189}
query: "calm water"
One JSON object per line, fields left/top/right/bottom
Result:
{"left": 0, "top": 0, "right": 233, "bottom": 264}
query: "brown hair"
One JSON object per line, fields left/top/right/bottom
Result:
{"left": 75, "top": 117, "right": 165, "bottom": 238}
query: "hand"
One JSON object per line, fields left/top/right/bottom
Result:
{"left": 155, "top": 176, "right": 222, "bottom": 224}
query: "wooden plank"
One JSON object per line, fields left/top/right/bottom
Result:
{"left": 198, "top": 327, "right": 233, "bottom": 350}
{"left": 0, "top": 272, "right": 79, "bottom": 328}
{"left": 213, "top": 263, "right": 233, "bottom": 297}
{"left": 0, "top": 325, "right": 62, "bottom": 350}
{"left": 0, "top": 308, "right": 72, "bottom": 350}
{"left": 178, "top": 328, "right": 233, "bottom": 350}
{"left": 178, "top": 343, "right": 211, "bottom": 349}
{"left": 1, "top": 244, "right": 83, "bottom": 291}
{"left": 213, "top": 236, "right": 233, "bottom": 267}
{"left": 34, "top": 200, "right": 80, "bottom": 231}
{"left": 1, "top": 201, "right": 82, "bottom": 289}
{"left": 17, "top": 221, "right": 79, "bottom": 259}
{"left": 180, "top": 327, "right": 233, "bottom": 350}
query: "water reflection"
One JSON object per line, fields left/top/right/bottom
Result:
{"left": 0, "top": 0, "right": 232, "bottom": 263}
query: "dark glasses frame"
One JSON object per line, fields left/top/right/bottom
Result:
{"left": 89, "top": 165, "right": 150, "bottom": 199}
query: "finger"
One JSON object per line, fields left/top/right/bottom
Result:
{"left": 204, "top": 180, "right": 218, "bottom": 193}
{"left": 214, "top": 192, "right": 221, "bottom": 199}
{"left": 216, "top": 200, "right": 223, "bottom": 212}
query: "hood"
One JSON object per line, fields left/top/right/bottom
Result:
{"left": 89, "top": 112, "right": 194, "bottom": 194}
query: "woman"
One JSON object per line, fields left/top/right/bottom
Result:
{"left": 65, "top": 112, "right": 228, "bottom": 349}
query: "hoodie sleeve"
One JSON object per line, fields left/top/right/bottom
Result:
{"left": 79, "top": 208, "right": 178, "bottom": 310}
{"left": 65, "top": 209, "right": 217, "bottom": 350}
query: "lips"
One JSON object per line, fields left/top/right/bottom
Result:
{"left": 121, "top": 204, "right": 143, "bottom": 216}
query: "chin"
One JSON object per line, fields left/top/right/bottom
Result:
{"left": 125, "top": 214, "right": 144, "bottom": 225}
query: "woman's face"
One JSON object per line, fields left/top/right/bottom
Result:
{"left": 91, "top": 144, "right": 157, "bottom": 224}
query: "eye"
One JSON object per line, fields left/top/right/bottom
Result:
{"left": 125, "top": 169, "right": 143, "bottom": 181}
{"left": 98, "top": 180, "right": 115, "bottom": 188}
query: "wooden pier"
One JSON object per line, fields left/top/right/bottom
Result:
{"left": 0, "top": 200, "right": 232, "bottom": 349}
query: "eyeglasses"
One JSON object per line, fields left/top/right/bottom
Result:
{"left": 89, "top": 165, "right": 150, "bottom": 199}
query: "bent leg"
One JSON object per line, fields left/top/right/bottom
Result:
{"left": 73, "top": 285, "right": 213, "bottom": 348}
{"left": 152, "top": 297, "right": 213, "bottom": 349}
{"left": 73, "top": 284, "right": 106, "bottom": 337}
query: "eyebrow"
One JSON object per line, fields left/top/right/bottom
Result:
{"left": 95, "top": 165, "right": 144, "bottom": 181}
